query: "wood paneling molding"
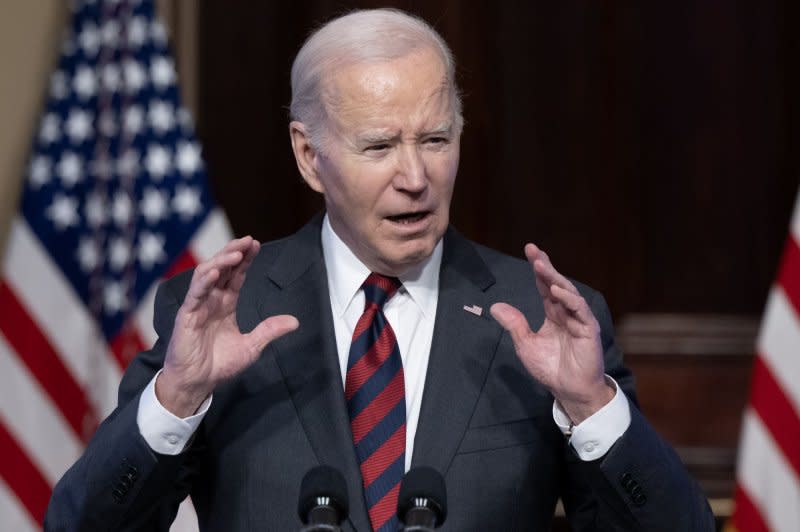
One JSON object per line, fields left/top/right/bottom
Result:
{"left": 618, "top": 313, "right": 759, "bottom": 356}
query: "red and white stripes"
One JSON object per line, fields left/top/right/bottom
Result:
{"left": 0, "top": 209, "right": 230, "bottom": 531}
{"left": 733, "top": 191, "right": 800, "bottom": 532}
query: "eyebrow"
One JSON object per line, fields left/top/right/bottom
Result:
{"left": 423, "top": 122, "right": 453, "bottom": 136}
{"left": 357, "top": 130, "right": 399, "bottom": 144}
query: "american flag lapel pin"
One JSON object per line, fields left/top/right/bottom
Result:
{"left": 463, "top": 304, "right": 483, "bottom": 317}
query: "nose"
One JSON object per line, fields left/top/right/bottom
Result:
{"left": 394, "top": 144, "right": 427, "bottom": 194}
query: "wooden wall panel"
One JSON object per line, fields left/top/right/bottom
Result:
{"left": 197, "top": 1, "right": 798, "bottom": 318}
{"left": 618, "top": 313, "right": 758, "bottom": 498}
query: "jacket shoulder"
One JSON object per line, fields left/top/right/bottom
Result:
{"left": 466, "top": 238, "right": 602, "bottom": 303}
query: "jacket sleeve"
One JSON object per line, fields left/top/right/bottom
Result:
{"left": 44, "top": 273, "right": 202, "bottom": 532}
{"left": 560, "top": 290, "right": 716, "bottom": 532}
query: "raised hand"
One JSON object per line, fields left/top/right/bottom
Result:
{"left": 156, "top": 236, "right": 299, "bottom": 417}
{"left": 490, "top": 244, "right": 614, "bottom": 425}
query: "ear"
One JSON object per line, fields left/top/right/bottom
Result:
{"left": 289, "top": 121, "right": 324, "bottom": 193}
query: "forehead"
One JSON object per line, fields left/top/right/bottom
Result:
{"left": 324, "top": 48, "right": 454, "bottom": 133}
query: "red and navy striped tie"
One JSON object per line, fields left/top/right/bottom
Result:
{"left": 345, "top": 273, "right": 406, "bottom": 532}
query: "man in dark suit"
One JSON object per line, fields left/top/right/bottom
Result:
{"left": 46, "top": 8, "right": 714, "bottom": 531}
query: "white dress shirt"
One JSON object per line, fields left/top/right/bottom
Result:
{"left": 137, "top": 215, "right": 631, "bottom": 463}
{"left": 321, "top": 215, "right": 440, "bottom": 471}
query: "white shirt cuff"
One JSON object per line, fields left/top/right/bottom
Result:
{"left": 552, "top": 375, "right": 631, "bottom": 461}
{"left": 136, "top": 369, "right": 212, "bottom": 456}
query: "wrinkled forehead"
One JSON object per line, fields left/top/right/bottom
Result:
{"left": 320, "top": 48, "right": 457, "bottom": 132}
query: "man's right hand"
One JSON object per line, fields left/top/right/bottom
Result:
{"left": 156, "top": 236, "right": 299, "bottom": 417}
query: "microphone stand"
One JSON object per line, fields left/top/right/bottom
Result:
{"left": 399, "top": 502, "right": 438, "bottom": 531}
{"left": 299, "top": 500, "right": 343, "bottom": 532}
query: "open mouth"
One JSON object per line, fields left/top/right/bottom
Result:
{"left": 386, "top": 211, "right": 430, "bottom": 224}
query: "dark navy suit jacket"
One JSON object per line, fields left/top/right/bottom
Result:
{"left": 45, "top": 215, "right": 714, "bottom": 531}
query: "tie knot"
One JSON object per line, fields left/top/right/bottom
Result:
{"left": 362, "top": 273, "right": 401, "bottom": 309}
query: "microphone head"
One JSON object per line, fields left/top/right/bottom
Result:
{"left": 298, "top": 465, "right": 349, "bottom": 524}
{"left": 397, "top": 466, "right": 447, "bottom": 526}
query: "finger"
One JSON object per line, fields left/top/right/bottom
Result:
{"left": 532, "top": 254, "right": 579, "bottom": 296}
{"left": 490, "top": 302, "right": 534, "bottom": 349}
{"left": 246, "top": 314, "right": 300, "bottom": 353}
{"left": 217, "top": 240, "right": 259, "bottom": 290}
{"left": 194, "top": 236, "right": 254, "bottom": 278}
{"left": 184, "top": 249, "right": 246, "bottom": 308}
{"left": 220, "top": 235, "right": 255, "bottom": 255}
{"left": 522, "top": 244, "right": 553, "bottom": 301}
{"left": 227, "top": 239, "right": 261, "bottom": 292}
{"left": 524, "top": 242, "right": 544, "bottom": 263}
{"left": 193, "top": 247, "right": 242, "bottom": 284}
{"left": 210, "top": 239, "right": 251, "bottom": 273}
{"left": 524, "top": 243, "right": 578, "bottom": 302}
{"left": 525, "top": 243, "right": 577, "bottom": 293}
{"left": 540, "top": 295, "right": 571, "bottom": 329}
{"left": 203, "top": 249, "right": 248, "bottom": 288}
{"left": 183, "top": 267, "right": 220, "bottom": 312}
{"left": 550, "top": 284, "right": 598, "bottom": 332}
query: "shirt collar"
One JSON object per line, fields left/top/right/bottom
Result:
{"left": 321, "top": 214, "right": 442, "bottom": 319}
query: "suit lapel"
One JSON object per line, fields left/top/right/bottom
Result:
{"left": 411, "top": 228, "right": 504, "bottom": 476}
{"left": 244, "top": 219, "right": 502, "bottom": 529}
{"left": 250, "top": 217, "right": 370, "bottom": 532}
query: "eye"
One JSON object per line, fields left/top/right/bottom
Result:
{"left": 424, "top": 136, "right": 450, "bottom": 148}
{"left": 364, "top": 143, "right": 391, "bottom": 152}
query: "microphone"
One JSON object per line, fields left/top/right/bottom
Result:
{"left": 298, "top": 465, "right": 349, "bottom": 532}
{"left": 397, "top": 467, "right": 447, "bottom": 531}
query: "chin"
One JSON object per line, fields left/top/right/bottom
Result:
{"left": 385, "top": 240, "right": 437, "bottom": 272}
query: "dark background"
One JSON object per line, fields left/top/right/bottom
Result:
{"left": 194, "top": 0, "right": 799, "bottom": 523}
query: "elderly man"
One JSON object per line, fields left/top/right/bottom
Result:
{"left": 46, "top": 8, "right": 713, "bottom": 532}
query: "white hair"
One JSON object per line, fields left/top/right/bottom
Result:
{"left": 290, "top": 8, "right": 463, "bottom": 149}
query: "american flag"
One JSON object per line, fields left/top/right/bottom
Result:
{"left": 730, "top": 189, "right": 800, "bottom": 531}
{"left": 0, "top": 0, "right": 229, "bottom": 529}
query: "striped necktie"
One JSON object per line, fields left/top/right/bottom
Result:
{"left": 345, "top": 273, "right": 406, "bottom": 532}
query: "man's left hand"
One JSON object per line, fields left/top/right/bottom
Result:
{"left": 490, "top": 243, "right": 614, "bottom": 425}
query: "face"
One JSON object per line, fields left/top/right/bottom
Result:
{"left": 290, "top": 47, "right": 461, "bottom": 276}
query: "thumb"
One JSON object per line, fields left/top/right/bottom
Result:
{"left": 246, "top": 314, "right": 300, "bottom": 353}
{"left": 490, "top": 302, "right": 533, "bottom": 348}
